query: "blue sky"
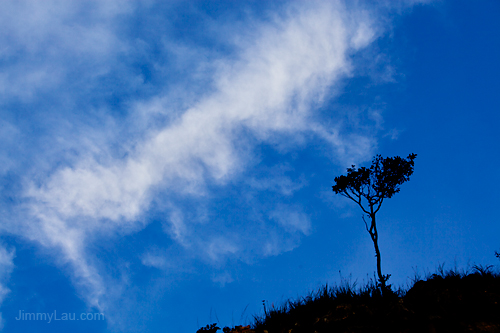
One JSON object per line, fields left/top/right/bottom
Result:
{"left": 0, "top": 0, "right": 499, "bottom": 332}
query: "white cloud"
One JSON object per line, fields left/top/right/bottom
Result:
{"left": 269, "top": 205, "right": 312, "bottom": 235}
{"left": 0, "top": 120, "right": 21, "bottom": 176}
{"left": 28, "top": 0, "right": 379, "bottom": 220}
{"left": 142, "top": 252, "right": 169, "bottom": 270}
{"left": 0, "top": 0, "right": 133, "bottom": 100}
{"left": 0, "top": 0, "right": 428, "bottom": 317}
{"left": 0, "top": 245, "right": 14, "bottom": 331}
{"left": 245, "top": 164, "right": 306, "bottom": 196}
{"left": 212, "top": 271, "right": 234, "bottom": 287}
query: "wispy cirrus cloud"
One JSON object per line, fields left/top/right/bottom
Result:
{"left": 0, "top": 0, "right": 429, "bottom": 328}
{"left": 0, "top": 0, "right": 134, "bottom": 101}
{"left": 25, "top": 0, "right": 377, "bottom": 259}
{"left": 0, "top": 245, "right": 14, "bottom": 330}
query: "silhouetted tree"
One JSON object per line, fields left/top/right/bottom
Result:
{"left": 332, "top": 153, "right": 417, "bottom": 292}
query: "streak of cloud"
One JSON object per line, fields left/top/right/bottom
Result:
{"left": 0, "top": 245, "right": 14, "bottom": 330}
{"left": 0, "top": 0, "right": 428, "bottom": 323}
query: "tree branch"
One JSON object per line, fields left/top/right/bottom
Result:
{"left": 341, "top": 190, "right": 371, "bottom": 215}
{"left": 341, "top": 190, "right": 356, "bottom": 202}
{"left": 374, "top": 197, "right": 384, "bottom": 214}
{"left": 362, "top": 215, "right": 370, "bottom": 233}
{"left": 356, "top": 200, "right": 370, "bottom": 215}
{"left": 351, "top": 190, "right": 370, "bottom": 215}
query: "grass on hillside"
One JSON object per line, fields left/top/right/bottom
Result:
{"left": 197, "top": 264, "right": 500, "bottom": 333}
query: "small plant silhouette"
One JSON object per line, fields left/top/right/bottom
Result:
{"left": 196, "top": 323, "right": 243, "bottom": 333}
{"left": 332, "top": 153, "right": 416, "bottom": 292}
{"left": 196, "top": 323, "right": 220, "bottom": 333}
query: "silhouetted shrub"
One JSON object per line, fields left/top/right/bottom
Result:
{"left": 196, "top": 323, "right": 220, "bottom": 333}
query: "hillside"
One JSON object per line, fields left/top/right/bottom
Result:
{"left": 197, "top": 267, "right": 500, "bottom": 333}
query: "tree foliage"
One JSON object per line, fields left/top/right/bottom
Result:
{"left": 332, "top": 153, "right": 417, "bottom": 208}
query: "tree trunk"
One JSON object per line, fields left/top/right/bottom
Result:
{"left": 369, "top": 214, "right": 387, "bottom": 292}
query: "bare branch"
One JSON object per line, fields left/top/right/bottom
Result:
{"left": 356, "top": 201, "right": 370, "bottom": 215}
{"left": 350, "top": 186, "right": 361, "bottom": 199}
{"left": 373, "top": 197, "right": 384, "bottom": 214}
{"left": 339, "top": 193, "right": 351, "bottom": 200}
{"left": 341, "top": 190, "right": 356, "bottom": 202}
{"left": 339, "top": 189, "right": 371, "bottom": 215}
{"left": 362, "top": 215, "right": 370, "bottom": 233}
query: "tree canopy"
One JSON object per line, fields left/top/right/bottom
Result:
{"left": 332, "top": 153, "right": 417, "bottom": 213}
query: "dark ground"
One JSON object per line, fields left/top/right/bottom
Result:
{"left": 198, "top": 267, "right": 500, "bottom": 333}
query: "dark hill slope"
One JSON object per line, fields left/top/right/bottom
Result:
{"left": 199, "top": 269, "right": 500, "bottom": 333}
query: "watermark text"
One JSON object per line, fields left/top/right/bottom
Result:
{"left": 15, "top": 310, "right": 104, "bottom": 323}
